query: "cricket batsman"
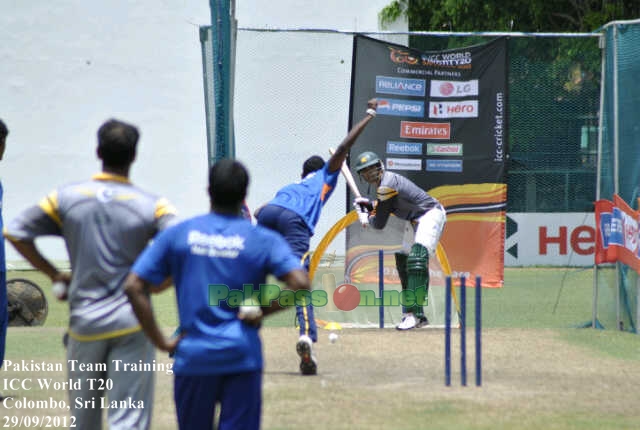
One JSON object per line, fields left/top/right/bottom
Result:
{"left": 353, "top": 151, "right": 446, "bottom": 330}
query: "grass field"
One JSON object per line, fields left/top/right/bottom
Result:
{"left": 3, "top": 268, "right": 640, "bottom": 429}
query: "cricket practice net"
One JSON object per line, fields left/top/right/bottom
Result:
{"left": 201, "top": 28, "right": 606, "bottom": 329}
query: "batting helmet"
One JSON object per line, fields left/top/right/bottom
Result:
{"left": 354, "top": 151, "right": 382, "bottom": 174}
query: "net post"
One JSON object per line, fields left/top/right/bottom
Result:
{"left": 475, "top": 276, "right": 482, "bottom": 387}
{"left": 379, "top": 249, "right": 384, "bottom": 329}
{"left": 460, "top": 276, "right": 467, "bottom": 386}
{"left": 445, "top": 276, "right": 452, "bottom": 386}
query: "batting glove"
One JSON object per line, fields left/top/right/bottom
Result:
{"left": 353, "top": 197, "right": 372, "bottom": 227}
{"left": 353, "top": 197, "right": 373, "bottom": 212}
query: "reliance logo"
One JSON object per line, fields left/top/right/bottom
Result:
{"left": 376, "top": 76, "right": 425, "bottom": 97}
{"left": 400, "top": 121, "right": 451, "bottom": 140}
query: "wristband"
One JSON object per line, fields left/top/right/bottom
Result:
{"left": 366, "top": 108, "right": 377, "bottom": 117}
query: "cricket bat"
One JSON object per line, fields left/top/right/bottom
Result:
{"left": 328, "top": 148, "right": 362, "bottom": 198}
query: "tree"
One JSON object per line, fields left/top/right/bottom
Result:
{"left": 380, "top": 0, "right": 638, "bottom": 32}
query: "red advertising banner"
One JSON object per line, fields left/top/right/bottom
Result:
{"left": 594, "top": 195, "right": 640, "bottom": 273}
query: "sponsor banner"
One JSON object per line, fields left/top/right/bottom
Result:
{"left": 400, "top": 121, "right": 450, "bottom": 139}
{"left": 376, "top": 75, "right": 425, "bottom": 97}
{"left": 350, "top": 35, "right": 507, "bottom": 186}
{"left": 595, "top": 195, "right": 640, "bottom": 272}
{"left": 349, "top": 36, "right": 508, "bottom": 287}
{"left": 429, "top": 100, "right": 478, "bottom": 119}
{"left": 386, "top": 157, "right": 422, "bottom": 171}
{"left": 378, "top": 98, "right": 424, "bottom": 117}
{"left": 426, "top": 159, "right": 462, "bottom": 173}
{"left": 386, "top": 141, "right": 422, "bottom": 155}
{"left": 426, "top": 143, "right": 463, "bottom": 156}
{"left": 505, "top": 213, "right": 596, "bottom": 267}
{"left": 430, "top": 79, "right": 479, "bottom": 98}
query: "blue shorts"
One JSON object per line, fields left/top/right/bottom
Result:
{"left": 257, "top": 204, "right": 317, "bottom": 341}
{"left": 256, "top": 204, "right": 311, "bottom": 263}
{"left": 174, "top": 371, "right": 262, "bottom": 430}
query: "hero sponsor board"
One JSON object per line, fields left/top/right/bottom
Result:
{"left": 505, "top": 213, "right": 596, "bottom": 266}
{"left": 429, "top": 100, "right": 478, "bottom": 119}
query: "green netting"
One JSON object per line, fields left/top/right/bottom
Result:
{"left": 409, "top": 35, "right": 601, "bottom": 213}
{"left": 201, "top": 29, "right": 602, "bottom": 214}
{"left": 199, "top": 29, "right": 617, "bottom": 329}
{"left": 596, "top": 21, "right": 640, "bottom": 332}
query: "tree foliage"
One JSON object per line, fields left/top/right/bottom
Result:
{"left": 380, "top": 0, "right": 638, "bottom": 32}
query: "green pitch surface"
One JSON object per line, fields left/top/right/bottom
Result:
{"left": 3, "top": 268, "right": 640, "bottom": 430}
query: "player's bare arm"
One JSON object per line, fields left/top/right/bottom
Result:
{"left": 237, "top": 269, "right": 310, "bottom": 327}
{"left": 7, "top": 239, "right": 69, "bottom": 283}
{"left": 327, "top": 98, "right": 378, "bottom": 173}
{"left": 266, "top": 269, "right": 310, "bottom": 317}
{"left": 124, "top": 273, "right": 180, "bottom": 353}
{"left": 270, "top": 269, "right": 310, "bottom": 317}
{"left": 152, "top": 277, "right": 174, "bottom": 293}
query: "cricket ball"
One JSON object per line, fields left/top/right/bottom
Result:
{"left": 52, "top": 281, "right": 67, "bottom": 300}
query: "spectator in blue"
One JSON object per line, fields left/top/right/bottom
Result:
{"left": 124, "top": 159, "right": 310, "bottom": 430}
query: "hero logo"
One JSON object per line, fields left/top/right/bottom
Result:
{"left": 429, "top": 101, "right": 478, "bottom": 119}
{"left": 377, "top": 98, "right": 424, "bottom": 118}
{"left": 430, "top": 80, "right": 479, "bottom": 98}
{"left": 400, "top": 121, "right": 450, "bottom": 140}
{"left": 376, "top": 76, "right": 425, "bottom": 97}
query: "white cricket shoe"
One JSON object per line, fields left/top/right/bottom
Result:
{"left": 397, "top": 314, "right": 429, "bottom": 330}
{"left": 296, "top": 335, "right": 318, "bottom": 375}
{"left": 396, "top": 314, "right": 417, "bottom": 330}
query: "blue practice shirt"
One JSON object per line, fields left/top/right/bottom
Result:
{"left": 131, "top": 212, "right": 300, "bottom": 376}
{"left": 268, "top": 163, "right": 339, "bottom": 234}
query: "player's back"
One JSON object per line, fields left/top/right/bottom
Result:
{"left": 149, "top": 212, "right": 298, "bottom": 375}
{"left": 55, "top": 175, "right": 174, "bottom": 338}
{"left": 268, "top": 164, "right": 339, "bottom": 233}
{"left": 167, "top": 213, "right": 287, "bottom": 318}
